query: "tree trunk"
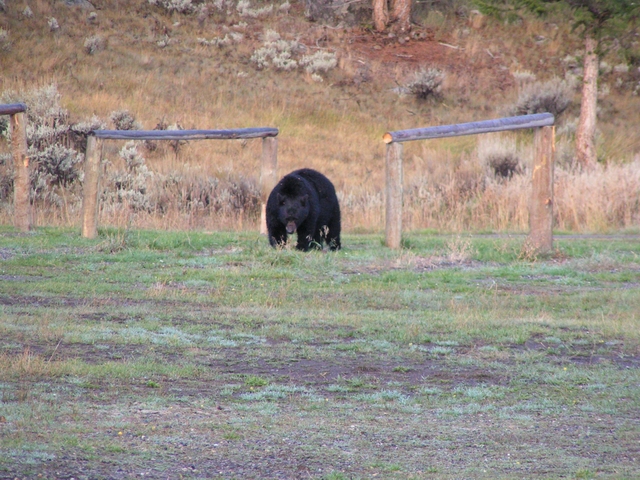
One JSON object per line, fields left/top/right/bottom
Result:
{"left": 391, "top": 0, "right": 411, "bottom": 33}
{"left": 575, "top": 34, "right": 598, "bottom": 168}
{"left": 373, "top": 0, "right": 389, "bottom": 31}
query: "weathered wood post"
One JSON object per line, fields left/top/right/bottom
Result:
{"left": 385, "top": 142, "right": 403, "bottom": 249}
{"left": 81, "top": 135, "right": 104, "bottom": 239}
{"left": 260, "top": 136, "right": 278, "bottom": 235}
{"left": 8, "top": 106, "right": 31, "bottom": 232}
{"left": 527, "top": 126, "right": 555, "bottom": 253}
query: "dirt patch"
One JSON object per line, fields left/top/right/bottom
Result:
{"left": 206, "top": 355, "right": 506, "bottom": 391}
{"left": 518, "top": 334, "right": 640, "bottom": 369}
{"left": 5, "top": 336, "right": 637, "bottom": 399}
{"left": 344, "top": 28, "right": 515, "bottom": 94}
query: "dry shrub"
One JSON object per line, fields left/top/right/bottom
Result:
{"left": 477, "top": 135, "right": 524, "bottom": 179}
{"left": 99, "top": 168, "right": 261, "bottom": 231}
{"left": 405, "top": 68, "right": 445, "bottom": 101}
{"left": 110, "top": 110, "right": 141, "bottom": 130}
{"left": 102, "top": 142, "right": 153, "bottom": 213}
{"left": 153, "top": 172, "right": 260, "bottom": 215}
{"left": 510, "top": 76, "right": 575, "bottom": 118}
{"left": 84, "top": 35, "right": 105, "bottom": 55}
{"left": 0, "top": 84, "right": 104, "bottom": 213}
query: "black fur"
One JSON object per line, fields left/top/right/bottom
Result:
{"left": 266, "top": 168, "right": 341, "bottom": 251}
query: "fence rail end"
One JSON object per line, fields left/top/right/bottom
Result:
{"left": 0, "top": 103, "right": 27, "bottom": 116}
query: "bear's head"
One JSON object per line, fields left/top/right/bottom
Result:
{"left": 277, "top": 193, "right": 309, "bottom": 234}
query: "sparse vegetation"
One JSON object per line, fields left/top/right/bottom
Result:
{"left": 0, "top": 229, "right": 638, "bottom": 477}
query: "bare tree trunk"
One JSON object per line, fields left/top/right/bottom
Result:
{"left": 390, "top": 0, "right": 411, "bottom": 32}
{"left": 373, "top": 0, "right": 389, "bottom": 31}
{"left": 576, "top": 35, "right": 598, "bottom": 168}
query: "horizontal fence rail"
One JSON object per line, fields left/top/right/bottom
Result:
{"left": 0, "top": 103, "right": 31, "bottom": 232}
{"left": 383, "top": 113, "right": 554, "bottom": 144}
{"left": 383, "top": 113, "right": 555, "bottom": 253}
{"left": 82, "top": 127, "right": 279, "bottom": 239}
{"left": 92, "top": 127, "right": 280, "bottom": 141}
{"left": 0, "top": 103, "right": 27, "bottom": 116}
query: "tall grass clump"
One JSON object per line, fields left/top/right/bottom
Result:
{"left": 554, "top": 158, "right": 640, "bottom": 231}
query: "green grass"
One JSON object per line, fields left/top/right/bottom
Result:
{"left": 0, "top": 227, "right": 639, "bottom": 478}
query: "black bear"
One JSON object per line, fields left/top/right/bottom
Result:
{"left": 266, "top": 168, "right": 341, "bottom": 251}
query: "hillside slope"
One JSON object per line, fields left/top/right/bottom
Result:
{"left": 1, "top": 0, "right": 639, "bottom": 232}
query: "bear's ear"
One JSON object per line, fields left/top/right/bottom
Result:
{"left": 300, "top": 194, "right": 308, "bottom": 207}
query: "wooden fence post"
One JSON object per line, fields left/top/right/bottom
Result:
{"left": 81, "top": 135, "right": 104, "bottom": 239}
{"left": 260, "top": 136, "right": 278, "bottom": 235}
{"left": 528, "top": 126, "right": 555, "bottom": 253}
{"left": 10, "top": 111, "right": 31, "bottom": 232}
{"left": 385, "top": 142, "right": 403, "bottom": 249}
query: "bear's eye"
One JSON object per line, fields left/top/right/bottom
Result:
{"left": 280, "top": 200, "right": 286, "bottom": 206}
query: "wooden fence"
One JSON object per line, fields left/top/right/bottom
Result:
{"left": 81, "top": 128, "right": 279, "bottom": 238}
{"left": 3, "top": 104, "right": 553, "bottom": 249}
{"left": 383, "top": 113, "right": 556, "bottom": 252}
{"left": 0, "top": 103, "right": 31, "bottom": 232}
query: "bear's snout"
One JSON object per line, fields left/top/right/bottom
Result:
{"left": 286, "top": 221, "right": 297, "bottom": 234}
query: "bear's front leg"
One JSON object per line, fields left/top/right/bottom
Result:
{"left": 269, "top": 225, "right": 288, "bottom": 248}
{"left": 295, "top": 227, "right": 314, "bottom": 251}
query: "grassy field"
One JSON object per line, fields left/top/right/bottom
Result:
{"left": 0, "top": 227, "right": 639, "bottom": 478}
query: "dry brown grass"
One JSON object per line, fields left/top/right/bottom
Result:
{"left": 1, "top": 0, "right": 639, "bottom": 233}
